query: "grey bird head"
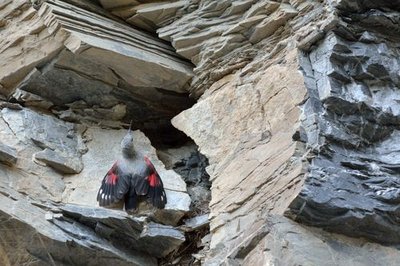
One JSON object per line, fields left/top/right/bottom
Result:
{"left": 121, "top": 122, "right": 135, "bottom": 158}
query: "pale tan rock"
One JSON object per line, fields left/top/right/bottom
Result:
{"left": 99, "top": 0, "right": 140, "bottom": 9}
{"left": 37, "top": 0, "right": 193, "bottom": 93}
{"left": 220, "top": 216, "right": 400, "bottom": 266}
{"left": 173, "top": 49, "right": 308, "bottom": 263}
{"left": 155, "top": 0, "right": 302, "bottom": 96}
{"left": 249, "top": 4, "right": 298, "bottom": 44}
{"left": 135, "top": 1, "right": 185, "bottom": 27}
{"left": 99, "top": 0, "right": 183, "bottom": 31}
{"left": 154, "top": 0, "right": 328, "bottom": 97}
{"left": 0, "top": 0, "right": 65, "bottom": 95}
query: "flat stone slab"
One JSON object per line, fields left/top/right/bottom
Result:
{"left": 38, "top": 0, "right": 193, "bottom": 93}
{"left": 183, "top": 214, "right": 209, "bottom": 232}
{"left": 59, "top": 204, "right": 185, "bottom": 258}
{"left": 34, "top": 148, "right": 83, "bottom": 174}
{"left": 0, "top": 187, "right": 157, "bottom": 266}
{"left": 139, "top": 222, "right": 186, "bottom": 258}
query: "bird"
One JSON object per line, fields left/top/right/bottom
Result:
{"left": 97, "top": 126, "right": 167, "bottom": 211}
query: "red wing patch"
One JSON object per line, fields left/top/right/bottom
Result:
{"left": 148, "top": 173, "right": 159, "bottom": 187}
{"left": 143, "top": 156, "right": 167, "bottom": 208}
{"left": 144, "top": 157, "right": 160, "bottom": 187}
{"left": 106, "top": 172, "right": 118, "bottom": 185}
{"left": 97, "top": 162, "right": 121, "bottom": 206}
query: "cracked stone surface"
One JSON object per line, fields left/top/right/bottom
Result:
{"left": 286, "top": 9, "right": 400, "bottom": 245}
{"left": 223, "top": 215, "right": 400, "bottom": 266}
{"left": 0, "top": 105, "right": 191, "bottom": 264}
{"left": 0, "top": 186, "right": 157, "bottom": 265}
{"left": 166, "top": 0, "right": 400, "bottom": 264}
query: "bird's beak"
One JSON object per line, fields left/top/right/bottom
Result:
{"left": 128, "top": 120, "right": 132, "bottom": 134}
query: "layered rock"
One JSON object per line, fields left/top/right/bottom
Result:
{"left": 157, "top": 0, "right": 320, "bottom": 97}
{"left": 286, "top": 5, "right": 400, "bottom": 245}
{"left": 0, "top": 104, "right": 191, "bottom": 264}
{"left": 1, "top": 0, "right": 194, "bottom": 139}
{"left": 225, "top": 215, "right": 400, "bottom": 266}
{"left": 2, "top": 0, "right": 400, "bottom": 265}
{"left": 0, "top": 185, "right": 175, "bottom": 265}
{"left": 0, "top": 1, "right": 194, "bottom": 262}
{"left": 98, "top": 0, "right": 185, "bottom": 32}
{"left": 164, "top": 0, "right": 318, "bottom": 263}
{"left": 162, "top": 0, "right": 400, "bottom": 264}
{"left": 173, "top": 48, "right": 308, "bottom": 264}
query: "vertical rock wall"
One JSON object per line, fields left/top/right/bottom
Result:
{"left": 158, "top": 0, "right": 400, "bottom": 264}
{"left": 287, "top": 1, "right": 400, "bottom": 245}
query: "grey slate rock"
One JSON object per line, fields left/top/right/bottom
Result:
{"left": 34, "top": 148, "right": 83, "bottom": 174}
{"left": 59, "top": 204, "right": 186, "bottom": 258}
{"left": 0, "top": 187, "right": 157, "bottom": 266}
{"left": 139, "top": 222, "right": 186, "bottom": 258}
{"left": 183, "top": 214, "right": 209, "bottom": 232}
{"left": 0, "top": 143, "right": 17, "bottom": 165}
{"left": 287, "top": 22, "right": 400, "bottom": 244}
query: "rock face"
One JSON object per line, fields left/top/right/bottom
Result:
{"left": 0, "top": 104, "right": 191, "bottom": 263}
{"left": 225, "top": 215, "right": 400, "bottom": 266}
{"left": 2, "top": 0, "right": 400, "bottom": 265}
{"left": 98, "top": 0, "right": 186, "bottom": 33}
{"left": 165, "top": 0, "right": 400, "bottom": 264}
{"left": 0, "top": 1, "right": 193, "bottom": 262}
{"left": 0, "top": 143, "right": 17, "bottom": 165}
{"left": 172, "top": 49, "right": 308, "bottom": 264}
{"left": 1, "top": 0, "right": 194, "bottom": 141}
{"left": 286, "top": 6, "right": 400, "bottom": 245}
{"left": 63, "top": 127, "right": 191, "bottom": 226}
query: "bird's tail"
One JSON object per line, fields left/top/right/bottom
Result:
{"left": 124, "top": 192, "right": 137, "bottom": 211}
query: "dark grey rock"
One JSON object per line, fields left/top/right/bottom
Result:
{"left": 60, "top": 204, "right": 185, "bottom": 258}
{"left": 0, "top": 143, "right": 17, "bottom": 165}
{"left": 183, "top": 214, "right": 209, "bottom": 232}
{"left": 0, "top": 187, "right": 157, "bottom": 266}
{"left": 0, "top": 101, "right": 23, "bottom": 110}
{"left": 172, "top": 151, "right": 210, "bottom": 186}
{"left": 335, "top": 0, "right": 400, "bottom": 14}
{"left": 287, "top": 21, "right": 400, "bottom": 245}
{"left": 11, "top": 88, "right": 54, "bottom": 109}
{"left": 139, "top": 222, "right": 186, "bottom": 257}
{"left": 218, "top": 215, "right": 400, "bottom": 266}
